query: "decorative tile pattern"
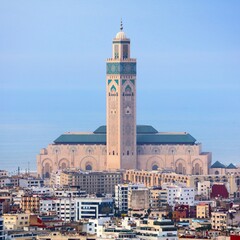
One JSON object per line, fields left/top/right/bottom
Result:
{"left": 106, "top": 62, "right": 136, "bottom": 74}
{"left": 114, "top": 79, "right": 119, "bottom": 85}
{"left": 108, "top": 80, "right": 112, "bottom": 85}
{"left": 130, "top": 79, "right": 135, "bottom": 85}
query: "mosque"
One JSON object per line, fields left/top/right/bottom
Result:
{"left": 37, "top": 24, "right": 212, "bottom": 178}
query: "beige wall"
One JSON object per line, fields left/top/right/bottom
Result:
{"left": 128, "top": 189, "right": 149, "bottom": 210}
{"left": 37, "top": 142, "right": 211, "bottom": 178}
{"left": 196, "top": 204, "right": 209, "bottom": 219}
{"left": 3, "top": 213, "right": 29, "bottom": 230}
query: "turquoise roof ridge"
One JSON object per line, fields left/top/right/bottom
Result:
{"left": 210, "top": 161, "right": 226, "bottom": 169}
{"left": 226, "top": 163, "right": 237, "bottom": 169}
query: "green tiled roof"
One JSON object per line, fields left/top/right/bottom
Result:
{"left": 137, "top": 133, "right": 196, "bottom": 145}
{"left": 54, "top": 125, "right": 196, "bottom": 145}
{"left": 137, "top": 125, "right": 158, "bottom": 134}
{"left": 226, "top": 163, "right": 237, "bottom": 169}
{"left": 93, "top": 126, "right": 107, "bottom": 134}
{"left": 210, "top": 161, "right": 226, "bottom": 169}
{"left": 94, "top": 125, "right": 158, "bottom": 134}
{"left": 54, "top": 134, "right": 106, "bottom": 145}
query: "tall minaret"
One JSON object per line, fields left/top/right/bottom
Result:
{"left": 106, "top": 22, "right": 137, "bottom": 170}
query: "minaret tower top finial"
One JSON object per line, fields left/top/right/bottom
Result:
{"left": 120, "top": 19, "right": 123, "bottom": 31}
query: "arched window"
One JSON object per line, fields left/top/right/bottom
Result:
{"left": 114, "top": 44, "right": 119, "bottom": 59}
{"left": 86, "top": 164, "right": 92, "bottom": 171}
{"left": 195, "top": 163, "right": 200, "bottom": 175}
{"left": 177, "top": 163, "right": 183, "bottom": 174}
{"left": 61, "top": 162, "right": 67, "bottom": 170}
{"left": 44, "top": 163, "right": 50, "bottom": 179}
{"left": 123, "top": 44, "right": 128, "bottom": 59}
{"left": 152, "top": 165, "right": 158, "bottom": 170}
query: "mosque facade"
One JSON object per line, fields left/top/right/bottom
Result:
{"left": 37, "top": 26, "right": 212, "bottom": 178}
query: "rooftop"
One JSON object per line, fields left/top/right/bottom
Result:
{"left": 54, "top": 125, "right": 196, "bottom": 145}
{"left": 210, "top": 161, "right": 226, "bottom": 169}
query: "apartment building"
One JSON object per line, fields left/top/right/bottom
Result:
{"left": 165, "top": 185, "right": 195, "bottom": 207}
{"left": 75, "top": 197, "right": 113, "bottom": 220}
{"left": 21, "top": 195, "right": 40, "bottom": 213}
{"left": 3, "top": 213, "right": 29, "bottom": 230}
{"left": 211, "top": 211, "right": 228, "bottom": 230}
{"left": 196, "top": 203, "right": 210, "bottom": 219}
{"left": 115, "top": 183, "right": 145, "bottom": 213}
{"left": 53, "top": 170, "right": 123, "bottom": 195}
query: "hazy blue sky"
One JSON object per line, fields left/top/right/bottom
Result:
{"left": 0, "top": 0, "right": 240, "bottom": 172}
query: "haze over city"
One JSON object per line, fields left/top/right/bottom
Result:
{"left": 1, "top": 0, "right": 240, "bottom": 172}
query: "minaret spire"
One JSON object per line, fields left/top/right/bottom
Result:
{"left": 120, "top": 19, "right": 123, "bottom": 31}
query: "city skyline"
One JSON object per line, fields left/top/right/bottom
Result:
{"left": 1, "top": 1, "right": 240, "bottom": 172}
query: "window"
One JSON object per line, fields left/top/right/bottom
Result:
{"left": 114, "top": 45, "right": 119, "bottom": 59}
{"left": 123, "top": 45, "right": 128, "bottom": 59}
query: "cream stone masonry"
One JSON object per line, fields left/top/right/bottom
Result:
{"left": 106, "top": 29, "right": 137, "bottom": 170}
{"left": 37, "top": 25, "right": 212, "bottom": 178}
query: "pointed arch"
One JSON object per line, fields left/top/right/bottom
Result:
{"left": 42, "top": 158, "right": 53, "bottom": 179}
{"left": 125, "top": 85, "right": 132, "bottom": 92}
{"left": 168, "top": 147, "right": 177, "bottom": 155}
{"left": 146, "top": 156, "right": 164, "bottom": 171}
{"left": 110, "top": 85, "right": 116, "bottom": 92}
{"left": 79, "top": 156, "right": 98, "bottom": 171}
{"left": 58, "top": 158, "right": 70, "bottom": 170}
{"left": 192, "top": 159, "right": 203, "bottom": 175}
{"left": 175, "top": 159, "right": 186, "bottom": 174}
{"left": 85, "top": 147, "right": 94, "bottom": 155}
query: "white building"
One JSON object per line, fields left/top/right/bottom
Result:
{"left": 0, "top": 171, "right": 8, "bottom": 178}
{"left": 40, "top": 198, "right": 75, "bottom": 222}
{"left": 0, "top": 178, "right": 10, "bottom": 188}
{"left": 115, "top": 183, "right": 145, "bottom": 213}
{"left": 197, "top": 181, "right": 210, "bottom": 199}
{"left": 75, "top": 197, "right": 113, "bottom": 220}
{"left": 31, "top": 187, "right": 54, "bottom": 196}
{"left": 135, "top": 218, "right": 178, "bottom": 240}
{"left": 54, "top": 188, "right": 86, "bottom": 198}
{"left": 49, "top": 171, "right": 62, "bottom": 186}
{"left": 19, "top": 178, "right": 44, "bottom": 188}
{"left": 86, "top": 218, "right": 111, "bottom": 236}
{"left": 164, "top": 185, "right": 195, "bottom": 207}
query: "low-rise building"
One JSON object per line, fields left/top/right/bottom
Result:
{"left": 0, "top": 171, "right": 8, "bottom": 178}
{"left": 197, "top": 181, "right": 210, "bottom": 199}
{"left": 31, "top": 187, "right": 54, "bottom": 196}
{"left": 40, "top": 198, "right": 75, "bottom": 222}
{"left": 211, "top": 211, "right": 228, "bottom": 230}
{"left": 52, "top": 170, "right": 123, "bottom": 195}
{"left": 3, "top": 213, "right": 29, "bottom": 230}
{"left": 135, "top": 218, "right": 178, "bottom": 240}
{"left": 75, "top": 197, "right": 113, "bottom": 220}
{"left": 128, "top": 188, "right": 149, "bottom": 211}
{"left": 54, "top": 188, "right": 86, "bottom": 198}
{"left": 21, "top": 195, "right": 40, "bottom": 213}
{"left": 165, "top": 185, "right": 195, "bottom": 207}
{"left": 196, "top": 203, "right": 210, "bottom": 219}
{"left": 19, "top": 178, "right": 44, "bottom": 188}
